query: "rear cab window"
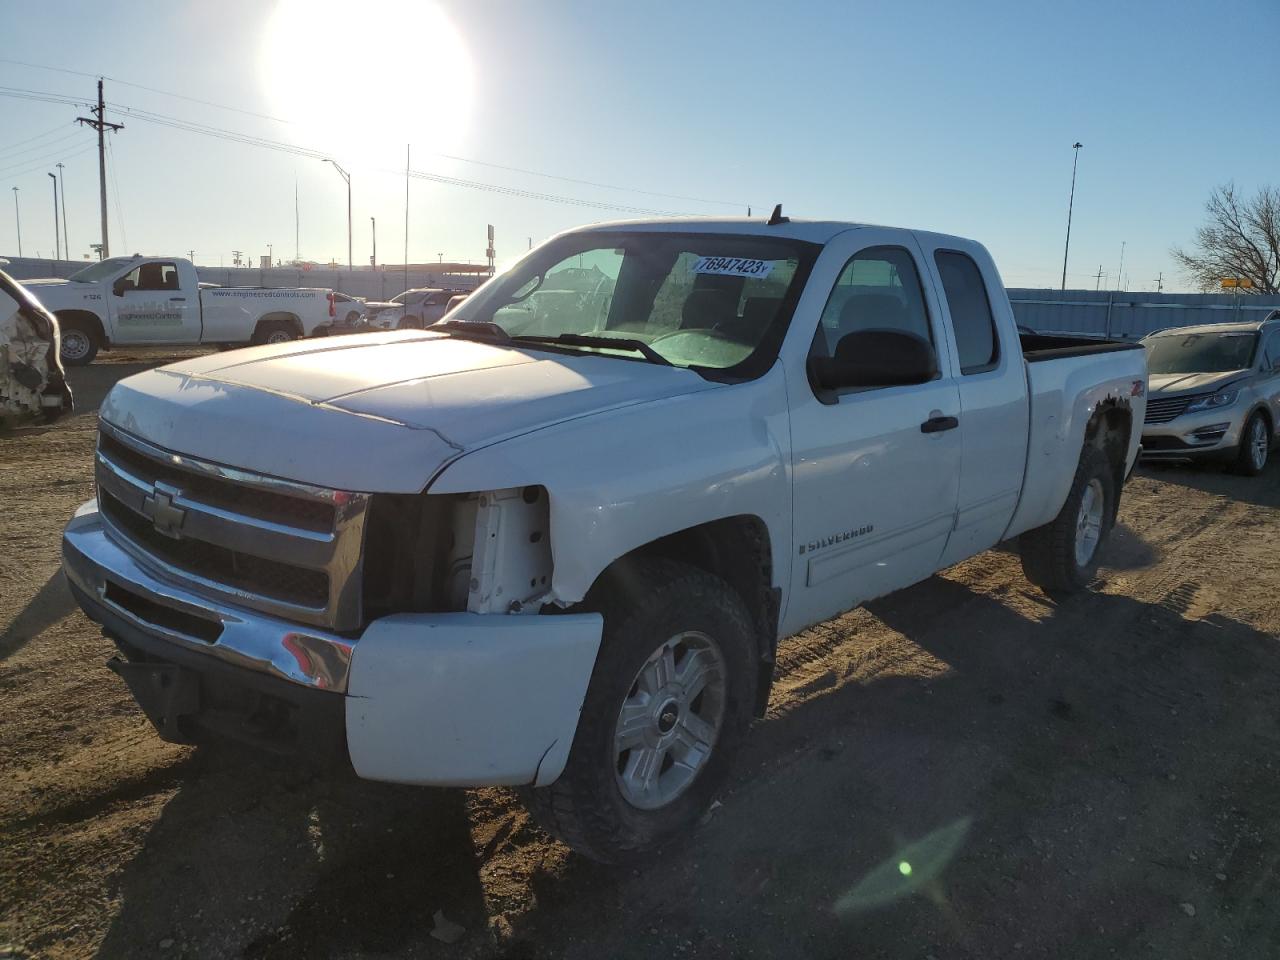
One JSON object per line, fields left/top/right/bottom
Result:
{"left": 934, "top": 250, "right": 999, "bottom": 374}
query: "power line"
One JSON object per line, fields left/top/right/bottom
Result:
{"left": 0, "top": 131, "right": 89, "bottom": 174}
{"left": 404, "top": 167, "right": 680, "bottom": 216}
{"left": 0, "top": 142, "right": 97, "bottom": 183}
{"left": 0, "top": 120, "right": 77, "bottom": 157}
{"left": 106, "top": 132, "right": 127, "bottom": 253}
{"left": 0, "top": 58, "right": 291, "bottom": 124}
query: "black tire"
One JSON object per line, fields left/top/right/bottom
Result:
{"left": 523, "top": 558, "right": 757, "bottom": 863}
{"left": 397, "top": 315, "right": 423, "bottom": 330}
{"left": 345, "top": 310, "right": 360, "bottom": 324}
{"left": 1020, "top": 446, "right": 1117, "bottom": 595}
{"left": 58, "top": 318, "right": 98, "bottom": 366}
{"left": 251, "top": 318, "right": 297, "bottom": 346}
{"left": 1231, "top": 411, "right": 1270, "bottom": 476}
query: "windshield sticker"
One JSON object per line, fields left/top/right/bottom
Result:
{"left": 693, "top": 257, "right": 775, "bottom": 279}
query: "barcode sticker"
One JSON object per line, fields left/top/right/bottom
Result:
{"left": 693, "top": 257, "right": 775, "bottom": 279}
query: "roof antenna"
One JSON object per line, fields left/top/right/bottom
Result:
{"left": 766, "top": 203, "right": 789, "bottom": 226}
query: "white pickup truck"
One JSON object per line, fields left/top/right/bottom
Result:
{"left": 62, "top": 216, "right": 1147, "bottom": 862}
{"left": 23, "top": 256, "right": 339, "bottom": 365}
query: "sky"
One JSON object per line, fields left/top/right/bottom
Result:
{"left": 1, "top": 0, "right": 1277, "bottom": 291}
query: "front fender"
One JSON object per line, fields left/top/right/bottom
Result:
{"left": 429, "top": 365, "right": 794, "bottom": 606}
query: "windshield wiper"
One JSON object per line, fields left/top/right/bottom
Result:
{"left": 512, "top": 333, "right": 672, "bottom": 366}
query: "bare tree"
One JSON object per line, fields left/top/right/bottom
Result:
{"left": 1171, "top": 183, "right": 1280, "bottom": 294}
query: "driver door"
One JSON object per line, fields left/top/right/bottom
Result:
{"left": 783, "top": 231, "right": 962, "bottom": 634}
{"left": 108, "top": 261, "right": 199, "bottom": 344}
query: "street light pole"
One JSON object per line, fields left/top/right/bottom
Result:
{"left": 323, "top": 159, "right": 352, "bottom": 271}
{"left": 56, "top": 162, "right": 69, "bottom": 258}
{"left": 11, "top": 187, "right": 21, "bottom": 257}
{"left": 47, "top": 172, "right": 61, "bottom": 261}
{"left": 370, "top": 216, "right": 376, "bottom": 269}
{"left": 1060, "top": 141, "right": 1082, "bottom": 291}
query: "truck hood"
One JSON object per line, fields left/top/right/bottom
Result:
{"left": 1148, "top": 370, "right": 1248, "bottom": 397}
{"left": 100, "top": 330, "right": 718, "bottom": 493}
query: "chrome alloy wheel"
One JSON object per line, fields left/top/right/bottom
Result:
{"left": 613, "top": 631, "right": 727, "bottom": 810}
{"left": 1075, "top": 477, "right": 1104, "bottom": 568}
{"left": 1249, "top": 416, "right": 1269, "bottom": 471}
{"left": 61, "top": 329, "right": 91, "bottom": 362}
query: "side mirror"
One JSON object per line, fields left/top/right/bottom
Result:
{"left": 112, "top": 278, "right": 127, "bottom": 297}
{"left": 809, "top": 329, "right": 937, "bottom": 392}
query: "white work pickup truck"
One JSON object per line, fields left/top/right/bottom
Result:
{"left": 62, "top": 216, "right": 1147, "bottom": 862}
{"left": 23, "top": 256, "right": 338, "bottom": 366}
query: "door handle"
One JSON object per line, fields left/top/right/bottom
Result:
{"left": 169, "top": 297, "right": 186, "bottom": 302}
{"left": 921, "top": 415, "right": 959, "bottom": 433}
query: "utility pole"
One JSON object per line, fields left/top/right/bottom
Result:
{"left": 1115, "top": 241, "right": 1125, "bottom": 292}
{"left": 370, "top": 217, "right": 376, "bottom": 269}
{"left": 1154, "top": 271, "right": 1163, "bottom": 293}
{"left": 76, "top": 79, "right": 123, "bottom": 259}
{"left": 47, "top": 173, "right": 61, "bottom": 260}
{"left": 232, "top": 249, "right": 243, "bottom": 268}
{"left": 322, "top": 160, "right": 351, "bottom": 270}
{"left": 188, "top": 249, "right": 195, "bottom": 262}
{"left": 11, "top": 187, "right": 21, "bottom": 257}
{"left": 294, "top": 178, "right": 300, "bottom": 263}
{"left": 1094, "top": 265, "right": 1104, "bottom": 291}
{"left": 1060, "top": 142, "right": 1083, "bottom": 291}
{"left": 56, "top": 162, "right": 68, "bottom": 258}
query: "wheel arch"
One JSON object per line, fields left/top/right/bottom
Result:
{"left": 1084, "top": 397, "right": 1133, "bottom": 523}
{"left": 585, "top": 514, "right": 779, "bottom": 716}
{"left": 54, "top": 309, "right": 108, "bottom": 347}
{"left": 253, "top": 312, "right": 304, "bottom": 341}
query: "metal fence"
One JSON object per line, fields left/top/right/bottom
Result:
{"left": 1008, "top": 289, "right": 1280, "bottom": 340}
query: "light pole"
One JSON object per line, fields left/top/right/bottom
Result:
{"left": 47, "top": 172, "right": 61, "bottom": 261}
{"left": 1060, "top": 141, "right": 1082, "bottom": 291}
{"left": 56, "top": 162, "right": 68, "bottom": 258}
{"left": 11, "top": 187, "right": 21, "bottom": 257}
{"left": 370, "top": 216, "right": 376, "bottom": 269}
{"left": 323, "top": 159, "right": 352, "bottom": 271}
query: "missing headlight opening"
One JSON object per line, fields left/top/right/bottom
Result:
{"left": 361, "top": 486, "right": 552, "bottom": 622}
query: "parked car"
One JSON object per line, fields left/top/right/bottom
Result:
{"left": 63, "top": 216, "right": 1146, "bottom": 862}
{"left": 22, "top": 256, "right": 339, "bottom": 365}
{"left": 330, "top": 292, "right": 366, "bottom": 324}
{"left": 1, "top": 267, "right": 72, "bottom": 423}
{"left": 374, "top": 287, "right": 468, "bottom": 329}
{"left": 1139, "top": 318, "right": 1280, "bottom": 474}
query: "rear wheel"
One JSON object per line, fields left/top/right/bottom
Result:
{"left": 523, "top": 559, "right": 757, "bottom": 862}
{"left": 1232, "top": 412, "right": 1269, "bottom": 476}
{"left": 252, "top": 318, "right": 297, "bottom": 345}
{"left": 58, "top": 319, "right": 98, "bottom": 366}
{"left": 1020, "top": 446, "right": 1116, "bottom": 595}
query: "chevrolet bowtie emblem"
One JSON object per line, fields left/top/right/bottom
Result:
{"left": 142, "top": 482, "right": 187, "bottom": 539}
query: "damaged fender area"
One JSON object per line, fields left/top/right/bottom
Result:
{"left": 1, "top": 301, "right": 53, "bottom": 422}
{"left": 344, "top": 611, "right": 603, "bottom": 787}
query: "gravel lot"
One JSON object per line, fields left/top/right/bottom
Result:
{"left": 3, "top": 349, "right": 1279, "bottom": 959}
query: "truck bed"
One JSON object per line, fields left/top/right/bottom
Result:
{"left": 1020, "top": 332, "right": 1145, "bottom": 362}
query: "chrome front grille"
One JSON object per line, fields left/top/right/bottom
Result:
{"left": 94, "top": 421, "right": 369, "bottom": 630}
{"left": 1144, "top": 393, "right": 1209, "bottom": 424}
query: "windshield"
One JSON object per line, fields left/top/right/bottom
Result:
{"left": 446, "top": 231, "right": 818, "bottom": 373}
{"left": 1144, "top": 330, "right": 1258, "bottom": 374}
{"left": 68, "top": 257, "right": 136, "bottom": 283}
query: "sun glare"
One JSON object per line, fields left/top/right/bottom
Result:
{"left": 259, "top": 0, "right": 475, "bottom": 165}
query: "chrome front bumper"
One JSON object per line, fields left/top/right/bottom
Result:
{"left": 63, "top": 501, "right": 356, "bottom": 692}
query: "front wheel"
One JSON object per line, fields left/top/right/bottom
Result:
{"left": 59, "top": 320, "right": 98, "bottom": 366}
{"left": 523, "top": 559, "right": 757, "bottom": 862}
{"left": 1232, "top": 411, "right": 1270, "bottom": 476}
{"left": 252, "top": 319, "right": 297, "bottom": 345}
{"left": 1020, "top": 446, "right": 1116, "bottom": 595}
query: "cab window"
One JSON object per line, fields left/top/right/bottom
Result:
{"left": 815, "top": 246, "right": 933, "bottom": 357}
{"left": 935, "top": 250, "right": 999, "bottom": 374}
{"left": 120, "top": 262, "right": 180, "bottom": 292}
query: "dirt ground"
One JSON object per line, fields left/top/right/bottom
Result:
{"left": 2, "top": 349, "right": 1279, "bottom": 959}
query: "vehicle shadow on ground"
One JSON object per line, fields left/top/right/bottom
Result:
{"left": 0, "top": 569, "right": 75, "bottom": 660}
{"left": 497, "top": 575, "right": 1280, "bottom": 959}
{"left": 65, "top": 361, "right": 166, "bottom": 414}
{"left": 93, "top": 569, "right": 1280, "bottom": 960}
{"left": 96, "top": 751, "right": 489, "bottom": 958}
{"left": 1137, "top": 460, "right": 1280, "bottom": 509}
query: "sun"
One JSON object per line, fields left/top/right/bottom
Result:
{"left": 258, "top": 0, "right": 475, "bottom": 166}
